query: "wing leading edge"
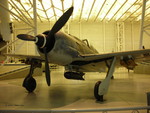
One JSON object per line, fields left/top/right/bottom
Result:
{"left": 72, "top": 49, "right": 150, "bottom": 67}
{"left": 3, "top": 53, "right": 43, "bottom": 61}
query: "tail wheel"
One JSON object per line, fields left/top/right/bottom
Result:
{"left": 94, "top": 81, "right": 103, "bottom": 101}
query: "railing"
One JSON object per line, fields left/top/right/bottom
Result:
{"left": 0, "top": 64, "right": 29, "bottom": 76}
{"left": 0, "top": 106, "right": 150, "bottom": 113}
{"left": 0, "top": 38, "right": 24, "bottom": 66}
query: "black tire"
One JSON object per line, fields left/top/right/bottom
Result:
{"left": 94, "top": 81, "right": 104, "bottom": 101}
{"left": 23, "top": 77, "right": 36, "bottom": 92}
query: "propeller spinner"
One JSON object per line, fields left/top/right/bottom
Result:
{"left": 17, "top": 6, "right": 74, "bottom": 86}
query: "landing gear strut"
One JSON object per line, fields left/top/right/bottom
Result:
{"left": 94, "top": 57, "right": 116, "bottom": 101}
{"left": 23, "top": 59, "right": 42, "bottom": 92}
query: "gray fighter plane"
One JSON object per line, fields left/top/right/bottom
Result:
{"left": 5, "top": 7, "right": 150, "bottom": 101}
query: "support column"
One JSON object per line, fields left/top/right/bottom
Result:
{"left": 103, "top": 21, "right": 106, "bottom": 53}
{"left": 139, "top": 0, "right": 147, "bottom": 49}
{"left": 0, "top": 0, "right": 11, "bottom": 41}
{"left": 33, "top": 0, "right": 38, "bottom": 55}
{"left": 33, "top": 0, "right": 37, "bottom": 36}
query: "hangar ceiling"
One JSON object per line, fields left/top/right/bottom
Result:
{"left": 6, "top": 0, "right": 150, "bottom": 22}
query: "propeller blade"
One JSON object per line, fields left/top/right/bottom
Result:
{"left": 43, "top": 47, "right": 51, "bottom": 86}
{"left": 48, "top": 7, "right": 73, "bottom": 37}
{"left": 17, "top": 34, "right": 36, "bottom": 41}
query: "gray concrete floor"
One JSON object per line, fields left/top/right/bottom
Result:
{"left": 0, "top": 67, "right": 150, "bottom": 112}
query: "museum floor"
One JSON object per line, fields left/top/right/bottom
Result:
{"left": 0, "top": 67, "right": 150, "bottom": 113}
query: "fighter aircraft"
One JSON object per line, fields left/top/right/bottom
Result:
{"left": 4, "top": 6, "right": 150, "bottom": 101}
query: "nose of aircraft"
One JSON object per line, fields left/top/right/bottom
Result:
{"left": 16, "top": 6, "right": 74, "bottom": 87}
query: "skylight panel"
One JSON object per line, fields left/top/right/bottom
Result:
{"left": 64, "top": 0, "right": 73, "bottom": 10}
{"left": 42, "top": 0, "right": 51, "bottom": 10}
{"left": 73, "top": 0, "right": 83, "bottom": 21}
{"left": 52, "top": 0, "right": 62, "bottom": 10}
{"left": 54, "top": 8, "right": 63, "bottom": 17}
{"left": 115, "top": 0, "right": 137, "bottom": 21}
{"left": 90, "top": 0, "right": 105, "bottom": 21}
{"left": 97, "top": 0, "right": 116, "bottom": 20}
{"left": 46, "top": 9, "right": 54, "bottom": 18}
{"left": 82, "top": 0, "right": 94, "bottom": 20}
{"left": 106, "top": 0, "right": 126, "bottom": 21}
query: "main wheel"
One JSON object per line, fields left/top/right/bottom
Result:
{"left": 22, "top": 77, "right": 36, "bottom": 92}
{"left": 94, "top": 81, "right": 104, "bottom": 101}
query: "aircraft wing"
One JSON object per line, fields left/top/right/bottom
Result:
{"left": 3, "top": 53, "right": 43, "bottom": 61}
{"left": 72, "top": 49, "right": 150, "bottom": 70}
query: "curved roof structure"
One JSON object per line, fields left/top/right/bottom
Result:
{"left": 8, "top": 0, "right": 150, "bottom": 22}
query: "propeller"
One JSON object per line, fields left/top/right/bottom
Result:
{"left": 17, "top": 34, "right": 36, "bottom": 41}
{"left": 43, "top": 47, "right": 50, "bottom": 86}
{"left": 48, "top": 6, "right": 73, "bottom": 37}
{"left": 16, "top": 6, "right": 74, "bottom": 86}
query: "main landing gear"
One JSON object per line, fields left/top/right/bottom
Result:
{"left": 23, "top": 59, "right": 42, "bottom": 92}
{"left": 94, "top": 57, "right": 116, "bottom": 101}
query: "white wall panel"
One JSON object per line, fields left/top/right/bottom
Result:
{"left": 124, "top": 21, "right": 150, "bottom": 50}
{"left": 69, "top": 22, "right": 116, "bottom": 53}
{"left": 142, "top": 21, "right": 150, "bottom": 49}
{"left": 124, "top": 22, "right": 133, "bottom": 50}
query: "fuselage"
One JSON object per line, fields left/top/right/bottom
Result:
{"left": 37, "top": 31, "right": 99, "bottom": 66}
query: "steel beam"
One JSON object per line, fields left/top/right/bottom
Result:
{"left": 101, "top": 0, "right": 117, "bottom": 21}
{"left": 116, "top": 0, "right": 138, "bottom": 21}
{"left": 33, "top": 0, "right": 37, "bottom": 36}
{"left": 139, "top": 0, "right": 147, "bottom": 49}
{"left": 109, "top": 0, "right": 127, "bottom": 22}
{"left": 79, "top": 0, "right": 85, "bottom": 22}
{"left": 29, "top": 0, "right": 42, "bottom": 22}
{"left": 0, "top": 3, "right": 34, "bottom": 28}
{"left": 124, "top": 4, "right": 142, "bottom": 21}
{"left": 39, "top": 0, "right": 50, "bottom": 22}
{"left": 94, "top": 0, "right": 106, "bottom": 22}
{"left": 50, "top": 0, "right": 57, "bottom": 21}
{"left": 86, "top": 0, "right": 96, "bottom": 22}
{"left": 10, "top": 0, "right": 32, "bottom": 24}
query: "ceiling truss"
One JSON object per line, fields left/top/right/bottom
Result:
{"left": 3, "top": 0, "right": 150, "bottom": 23}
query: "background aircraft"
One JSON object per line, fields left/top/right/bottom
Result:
{"left": 4, "top": 7, "right": 150, "bottom": 101}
